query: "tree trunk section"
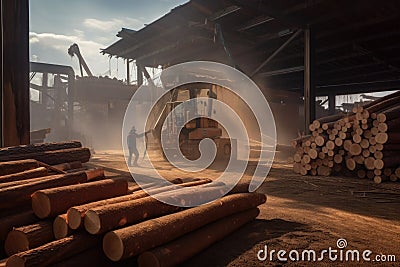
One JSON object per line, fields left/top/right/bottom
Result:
{"left": 102, "top": 193, "right": 266, "bottom": 261}
{"left": 138, "top": 208, "right": 259, "bottom": 267}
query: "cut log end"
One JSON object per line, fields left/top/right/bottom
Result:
{"left": 83, "top": 210, "right": 101, "bottom": 235}
{"left": 67, "top": 208, "right": 83, "bottom": 230}
{"left": 53, "top": 215, "right": 69, "bottom": 240}
{"left": 4, "top": 231, "right": 29, "bottom": 256}
{"left": 138, "top": 252, "right": 160, "bottom": 267}
{"left": 4, "top": 256, "right": 25, "bottom": 267}
{"left": 103, "top": 231, "right": 124, "bottom": 262}
{"left": 31, "top": 192, "right": 51, "bottom": 219}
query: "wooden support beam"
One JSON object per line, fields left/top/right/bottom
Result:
{"left": 1, "top": 0, "right": 30, "bottom": 146}
{"left": 250, "top": 29, "right": 302, "bottom": 77}
{"left": 237, "top": 15, "right": 274, "bottom": 31}
{"left": 208, "top": 5, "right": 241, "bottom": 21}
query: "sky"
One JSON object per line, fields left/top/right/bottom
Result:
{"left": 29, "top": 0, "right": 188, "bottom": 80}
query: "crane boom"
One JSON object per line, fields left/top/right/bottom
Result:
{"left": 68, "top": 43, "right": 93, "bottom": 77}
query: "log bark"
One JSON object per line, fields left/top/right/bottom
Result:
{"left": 386, "top": 133, "right": 400, "bottom": 144}
{"left": 6, "top": 234, "right": 100, "bottom": 267}
{"left": 53, "top": 214, "right": 72, "bottom": 240}
{"left": 84, "top": 195, "right": 180, "bottom": 235}
{"left": 0, "top": 210, "right": 38, "bottom": 241}
{"left": 67, "top": 179, "right": 211, "bottom": 230}
{"left": 4, "top": 221, "right": 53, "bottom": 256}
{"left": 0, "top": 167, "right": 48, "bottom": 184}
{"left": 49, "top": 247, "right": 135, "bottom": 267}
{"left": 0, "top": 160, "right": 39, "bottom": 176}
{"left": 0, "top": 148, "right": 91, "bottom": 165}
{"left": 51, "top": 162, "right": 83, "bottom": 172}
{"left": 0, "top": 175, "right": 56, "bottom": 190}
{"left": 138, "top": 208, "right": 259, "bottom": 267}
{"left": 316, "top": 113, "right": 347, "bottom": 124}
{"left": 365, "top": 95, "right": 400, "bottom": 115}
{"left": 386, "top": 117, "right": 400, "bottom": 130}
{"left": 383, "top": 156, "right": 400, "bottom": 168}
{"left": 0, "top": 170, "right": 104, "bottom": 210}
{"left": 31, "top": 178, "right": 128, "bottom": 219}
{"left": 102, "top": 193, "right": 266, "bottom": 261}
{"left": 362, "top": 90, "right": 400, "bottom": 109}
{"left": 0, "top": 141, "right": 82, "bottom": 158}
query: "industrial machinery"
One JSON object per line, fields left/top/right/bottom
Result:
{"left": 152, "top": 83, "right": 236, "bottom": 161}
{"left": 68, "top": 43, "right": 93, "bottom": 77}
{"left": 29, "top": 44, "right": 137, "bottom": 147}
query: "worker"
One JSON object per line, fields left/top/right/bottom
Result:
{"left": 127, "top": 126, "right": 151, "bottom": 167}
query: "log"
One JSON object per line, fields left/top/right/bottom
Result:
{"left": 374, "top": 176, "right": 388, "bottom": 184}
{"left": 31, "top": 178, "right": 128, "bottom": 218}
{"left": 0, "top": 148, "right": 91, "bottom": 165}
{"left": 84, "top": 195, "right": 180, "bottom": 235}
{"left": 53, "top": 214, "right": 72, "bottom": 240}
{"left": 362, "top": 90, "right": 400, "bottom": 109}
{"left": 383, "top": 157, "right": 400, "bottom": 168}
{"left": 0, "top": 211, "right": 39, "bottom": 241}
{"left": 382, "top": 144, "right": 400, "bottom": 151}
{"left": 103, "top": 193, "right": 266, "bottom": 261}
{"left": 364, "top": 157, "right": 376, "bottom": 170}
{"left": 346, "top": 158, "right": 356, "bottom": 171}
{"left": 395, "top": 167, "right": 400, "bottom": 178}
{"left": 389, "top": 174, "right": 398, "bottom": 182}
{"left": 290, "top": 135, "right": 311, "bottom": 147}
{"left": 316, "top": 113, "right": 347, "bottom": 124}
{"left": 0, "top": 170, "right": 104, "bottom": 210}
{"left": 0, "top": 168, "right": 48, "bottom": 184}
{"left": 0, "top": 160, "right": 39, "bottom": 176}
{"left": 51, "top": 162, "right": 83, "bottom": 172}
{"left": 349, "top": 144, "right": 362, "bottom": 156}
{"left": 6, "top": 234, "right": 100, "bottom": 267}
{"left": 84, "top": 183, "right": 224, "bottom": 235}
{"left": 386, "top": 133, "right": 400, "bottom": 144}
{"left": 0, "top": 175, "right": 58, "bottom": 190}
{"left": 360, "top": 139, "right": 369, "bottom": 149}
{"left": 378, "top": 105, "right": 400, "bottom": 121}
{"left": 67, "top": 179, "right": 211, "bottom": 230}
{"left": 386, "top": 117, "right": 400, "bottom": 130}
{"left": 0, "top": 141, "right": 82, "bottom": 158}
{"left": 366, "top": 171, "right": 375, "bottom": 179}
{"left": 4, "top": 221, "right": 53, "bottom": 256}
{"left": 354, "top": 155, "right": 364, "bottom": 165}
{"left": 49, "top": 247, "right": 135, "bottom": 267}
{"left": 138, "top": 208, "right": 259, "bottom": 267}
{"left": 365, "top": 95, "right": 400, "bottom": 114}
{"left": 357, "top": 169, "right": 366, "bottom": 179}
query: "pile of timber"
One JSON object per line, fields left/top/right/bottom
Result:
{"left": 0, "top": 141, "right": 91, "bottom": 165}
{"left": 0, "top": 142, "right": 265, "bottom": 267}
{"left": 292, "top": 90, "right": 400, "bottom": 184}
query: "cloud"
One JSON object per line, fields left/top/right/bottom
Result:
{"left": 29, "top": 31, "right": 111, "bottom": 76}
{"left": 83, "top": 17, "right": 143, "bottom": 32}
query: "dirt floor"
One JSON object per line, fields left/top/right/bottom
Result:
{"left": 90, "top": 150, "right": 400, "bottom": 266}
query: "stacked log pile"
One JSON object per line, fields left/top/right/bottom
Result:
{"left": 292, "top": 90, "right": 400, "bottom": 183}
{"left": 0, "top": 142, "right": 265, "bottom": 266}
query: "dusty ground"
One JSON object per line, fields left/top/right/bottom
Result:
{"left": 90, "top": 150, "right": 400, "bottom": 266}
